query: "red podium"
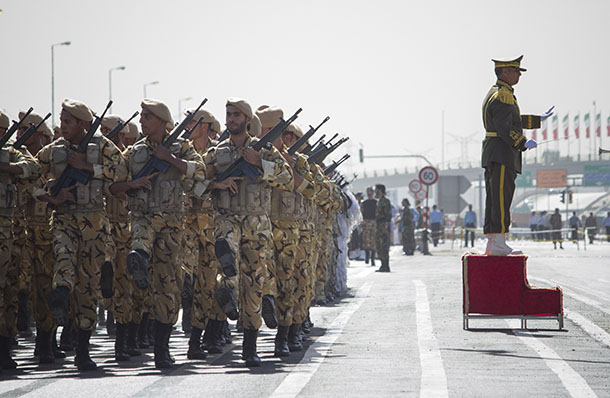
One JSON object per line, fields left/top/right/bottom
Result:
{"left": 462, "top": 254, "right": 563, "bottom": 330}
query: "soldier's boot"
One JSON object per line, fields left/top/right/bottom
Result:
{"left": 181, "top": 302, "right": 192, "bottom": 336}
{"left": 262, "top": 295, "right": 278, "bottom": 329}
{"left": 98, "top": 304, "right": 106, "bottom": 326}
{"left": 114, "top": 323, "right": 130, "bottom": 362}
{"left": 364, "top": 249, "right": 370, "bottom": 264}
{"left": 127, "top": 249, "right": 150, "bottom": 290}
{"left": 127, "top": 323, "right": 142, "bottom": 356}
{"left": 59, "top": 321, "right": 74, "bottom": 352}
{"left": 187, "top": 327, "right": 207, "bottom": 360}
{"left": 74, "top": 329, "right": 97, "bottom": 371}
{"left": 100, "top": 261, "right": 114, "bottom": 299}
{"left": 242, "top": 329, "right": 261, "bottom": 367}
{"left": 222, "top": 320, "right": 232, "bottom": 344}
{"left": 216, "top": 287, "right": 239, "bottom": 321}
{"left": 0, "top": 336, "right": 17, "bottom": 369}
{"left": 214, "top": 238, "right": 237, "bottom": 277}
{"left": 287, "top": 324, "right": 303, "bottom": 352}
{"left": 17, "top": 291, "right": 29, "bottom": 332}
{"left": 52, "top": 329, "right": 66, "bottom": 359}
{"left": 37, "top": 330, "right": 55, "bottom": 364}
{"left": 106, "top": 311, "right": 116, "bottom": 337}
{"left": 376, "top": 259, "right": 390, "bottom": 273}
{"left": 274, "top": 325, "right": 290, "bottom": 357}
{"left": 138, "top": 313, "right": 150, "bottom": 348}
{"left": 147, "top": 317, "right": 155, "bottom": 346}
{"left": 202, "top": 319, "right": 223, "bottom": 354}
{"left": 370, "top": 251, "right": 376, "bottom": 266}
{"left": 48, "top": 286, "right": 70, "bottom": 327}
{"left": 153, "top": 321, "right": 172, "bottom": 369}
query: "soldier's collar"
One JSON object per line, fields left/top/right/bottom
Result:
{"left": 496, "top": 79, "right": 514, "bottom": 92}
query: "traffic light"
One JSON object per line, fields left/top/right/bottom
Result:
{"left": 560, "top": 191, "right": 565, "bottom": 203}
{"left": 359, "top": 148, "right": 364, "bottom": 163}
{"left": 568, "top": 191, "right": 573, "bottom": 204}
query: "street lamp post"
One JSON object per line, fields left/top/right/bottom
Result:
{"left": 51, "top": 41, "right": 71, "bottom": 127}
{"left": 178, "top": 97, "right": 192, "bottom": 122}
{"left": 143, "top": 81, "right": 159, "bottom": 98}
{"left": 108, "top": 66, "right": 126, "bottom": 113}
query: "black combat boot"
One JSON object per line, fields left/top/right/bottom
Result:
{"left": 74, "top": 329, "right": 97, "bottom": 371}
{"left": 214, "top": 238, "right": 237, "bottom": 277}
{"left": 52, "top": 329, "right": 66, "bottom": 359}
{"left": 37, "top": 330, "right": 55, "bottom": 364}
{"left": 202, "top": 319, "right": 223, "bottom": 354}
{"left": 274, "top": 325, "right": 290, "bottom": 357}
{"left": 59, "top": 321, "right": 74, "bottom": 352}
{"left": 127, "top": 249, "right": 150, "bottom": 289}
{"left": 364, "top": 249, "right": 370, "bottom": 264}
{"left": 127, "top": 322, "right": 142, "bottom": 356}
{"left": 0, "top": 336, "right": 17, "bottom": 369}
{"left": 17, "top": 291, "right": 29, "bottom": 332}
{"left": 48, "top": 286, "right": 70, "bottom": 327}
{"left": 114, "top": 323, "right": 130, "bottom": 362}
{"left": 262, "top": 295, "right": 278, "bottom": 329}
{"left": 216, "top": 287, "right": 239, "bottom": 320}
{"left": 147, "top": 316, "right": 155, "bottom": 346}
{"left": 153, "top": 321, "right": 172, "bottom": 369}
{"left": 100, "top": 261, "right": 114, "bottom": 299}
{"left": 106, "top": 311, "right": 116, "bottom": 337}
{"left": 242, "top": 329, "right": 261, "bottom": 367}
{"left": 370, "top": 251, "right": 376, "bottom": 266}
{"left": 376, "top": 259, "right": 390, "bottom": 273}
{"left": 187, "top": 326, "right": 207, "bottom": 360}
{"left": 287, "top": 323, "right": 303, "bottom": 352}
{"left": 138, "top": 313, "right": 150, "bottom": 348}
{"left": 222, "top": 320, "right": 232, "bottom": 344}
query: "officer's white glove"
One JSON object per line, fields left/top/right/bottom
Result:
{"left": 524, "top": 139, "right": 537, "bottom": 149}
{"left": 540, "top": 106, "right": 555, "bottom": 121}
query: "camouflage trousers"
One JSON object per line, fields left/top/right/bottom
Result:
{"left": 361, "top": 219, "right": 376, "bottom": 250}
{"left": 262, "top": 245, "right": 277, "bottom": 298}
{"left": 307, "top": 223, "right": 322, "bottom": 306}
{"left": 401, "top": 225, "right": 415, "bottom": 254}
{"left": 271, "top": 220, "right": 298, "bottom": 327}
{"left": 0, "top": 216, "right": 13, "bottom": 337}
{"left": 131, "top": 211, "right": 184, "bottom": 325}
{"left": 215, "top": 212, "right": 271, "bottom": 330}
{"left": 27, "top": 224, "right": 55, "bottom": 332}
{"left": 294, "top": 221, "right": 312, "bottom": 324}
{"left": 3, "top": 212, "right": 27, "bottom": 337}
{"left": 315, "top": 223, "right": 333, "bottom": 291}
{"left": 51, "top": 211, "right": 108, "bottom": 331}
{"left": 375, "top": 221, "right": 391, "bottom": 261}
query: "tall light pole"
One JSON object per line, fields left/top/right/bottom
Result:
{"left": 108, "top": 66, "right": 126, "bottom": 113}
{"left": 143, "top": 81, "right": 159, "bottom": 98}
{"left": 178, "top": 97, "right": 192, "bottom": 121}
{"left": 51, "top": 41, "right": 71, "bottom": 127}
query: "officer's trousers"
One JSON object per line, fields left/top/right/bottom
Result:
{"left": 484, "top": 162, "right": 517, "bottom": 234}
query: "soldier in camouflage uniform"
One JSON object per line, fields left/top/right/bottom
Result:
{"left": 0, "top": 110, "right": 41, "bottom": 371}
{"left": 203, "top": 98, "right": 293, "bottom": 367}
{"left": 374, "top": 184, "right": 392, "bottom": 272}
{"left": 110, "top": 99, "right": 207, "bottom": 369}
{"left": 400, "top": 198, "right": 415, "bottom": 255}
{"left": 34, "top": 99, "right": 127, "bottom": 371}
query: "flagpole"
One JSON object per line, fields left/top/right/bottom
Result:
{"left": 593, "top": 101, "right": 596, "bottom": 159}
{"left": 578, "top": 112, "right": 581, "bottom": 161}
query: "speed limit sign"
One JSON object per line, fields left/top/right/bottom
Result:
{"left": 418, "top": 166, "right": 438, "bottom": 186}
{"left": 408, "top": 179, "right": 422, "bottom": 193}
{"left": 416, "top": 189, "right": 427, "bottom": 201}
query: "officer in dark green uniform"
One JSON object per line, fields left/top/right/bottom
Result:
{"left": 482, "top": 55, "right": 552, "bottom": 255}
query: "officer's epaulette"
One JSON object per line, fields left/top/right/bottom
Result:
{"left": 496, "top": 86, "right": 514, "bottom": 105}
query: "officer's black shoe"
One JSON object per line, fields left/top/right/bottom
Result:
{"left": 202, "top": 320, "right": 223, "bottom": 354}
{"left": 153, "top": 322, "right": 172, "bottom": 369}
{"left": 262, "top": 295, "right": 278, "bottom": 329}
{"left": 17, "top": 291, "right": 29, "bottom": 332}
{"left": 74, "top": 329, "right": 97, "bottom": 371}
{"left": 127, "top": 323, "right": 142, "bottom": 356}
{"left": 187, "top": 327, "right": 207, "bottom": 360}
{"left": 100, "top": 261, "right": 114, "bottom": 299}
{"left": 242, "top": 329, "right": 261, "bottom": 367}
{"left": 37, "top": 330, "right": 55, "bottom": 364}
{"left": 114, "top": 323, "right": 130, "bottom": 362}
{"left": 287, "top": 324, "right": 303, "bottom": 352}
{"left": 274, "top": 325, "right": 290, "bottom": 357}
{"left": 0, "top": 336, "right": 17, "bottom": 369}
{"left": 48, "top": 286, "right": 70, "bottom": 327}
{"left": 106, "top": 311, "right": 116, "bottom": 337}
{"left": 216, "top": 287, "right": 239, "bottom": 321}
{"left": 59, "top": 321, "right": 74, "bottom": 352}
{"left": 214, "top": 238, "right": 237, "bottom": 277}
{"left": 138, "top": 313, "right": 150, "bottom": 348}
{"left": 127, "top": 249, "right": 150, "bottom": 290}
{"left": 52, "top": 330, "right": 66, "bottom": 359}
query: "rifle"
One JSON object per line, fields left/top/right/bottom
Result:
{"left": 300, "top": 134, "right": 325, "bottom": 155}
{"left": 308, "top": 133, "right": 338, "bottom": 159}
{"left": 323, "top": 154, "right": 350, "bottom": 175}
{"left": 216, "top": 108, "right": 303, "bottom": 182}
{"left": 181, "top": 116, "right": 205, "bottom": 140}
{"left": 50, "top": 101, "right": 113, "bottom": 198}
{"left": 287, "top": 116, "right": 330, "bottom": 155}
{"left": 127, "top": 98, "right": 208, "bottom": 196}
{"left": 105, "top": 111, "right": 140, "bottom": 142}
{"left": 13, "top": 112, "right": 52, "bottom": 150}
{"left": 308, "top": 136, "right": 349, "bottom": 165}
{"left": 217, "top": 129, "right": 230, "bottom": 142}
{"left": 1, "top": 107, "right": 34, "bottom": 148}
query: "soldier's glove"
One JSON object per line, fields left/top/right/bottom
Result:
{"left": 540, "top": 106, "right": 555, "bottom": 121}
{"left": 524, "top": 139, "right": 537, "bottom": 149}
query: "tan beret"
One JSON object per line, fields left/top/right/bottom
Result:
{"left": 249, "top": 114, "right": 262, "bottom": 137}
{"left": 126, "top": 121, "right": 139, "bottom": 139}
{"left": 102, "top": 115, "right": 128, "bottom": 134}
{"left": 62, "top": 98, "right": 94, "bottom": 122}
{"left": 256, "top": 105, "right": 284, "bottom": 128}
{"left": 0, "top": 110, "right": 10, "bottom": 129}
{"left": 184, "top": 108, "right": 216, "bottom": 125}
{"left": 285, "top": 122, "right": 303, "bottom": 138}
{"left": 211, "top": 119, "right": 222, "bottom": 134}
{"left": 226, "top": 97, "right": 253, "bottom": 119}
{"left": 17, "top": 111, "right": 53, "bottom": 138}
{"left": 141, "top": 98, "right": 174, "bottom": 126}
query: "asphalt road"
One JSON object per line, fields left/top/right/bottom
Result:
{"left": 1, "top": 239, "right": 609, "bottom": 397}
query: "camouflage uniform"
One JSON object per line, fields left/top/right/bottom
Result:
{"left": 375, "top": 195, "right": 392, "bottom": 264}
{"left": 400, "top": 207, "right": 415, "bottom": 255}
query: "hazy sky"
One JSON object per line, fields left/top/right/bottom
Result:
{"left": 1, "top": 0, "right": 609, "bottom": 176}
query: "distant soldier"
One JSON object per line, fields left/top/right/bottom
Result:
{"left": 584, "top": 213, "right": 597, "bottom": 244}
{"left": 549, "top": 208, "right": 563, "bottom": 249}
{"left": 360, "top": 187, "right": 377, "bottom": 265}
{"left": 374, "top": 184, "right": 392, "bottom": 272}
{"left": 400, "top": 198, "right": 415, "bottom": 255}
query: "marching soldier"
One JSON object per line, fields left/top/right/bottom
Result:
{"left": 374, "top": 184, "right": 392, "bottom": 272}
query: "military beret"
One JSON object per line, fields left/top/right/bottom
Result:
{"left": 256, "top": 105, "right": 284, "bottom": 128}
{"left": 0, "top": 110, "right": 10, "bottom": 129}
{"left": 126, "top": 121, "right": 139, "bottom": 139}
{"left": 102, "top": 114, "right": 128, "bottom": 134}
{"left": 61, "top": 98, "right": 94, "bottom": 122}
{"left": 184, "top": 108, "right": 216, "bottom": 125}
{"left": 249, "top": 114, "right": 262, "bottom": 137}
{"left": 18, "top": 111, "right": 52, "bottom": 137}
{"left": 141, "top": 98, "right": 174, "bottom": 126}
{"left": 492, "top": 55, "right": 527, "bottom": 71}
{"left": 226, "top": 97, "right": 253, "bottom": 119}
{"left": 285, "top": 122, "right": 303, "bottom": 138}
{"left": 211, "top": 118, "right": 222, "bottom": 134}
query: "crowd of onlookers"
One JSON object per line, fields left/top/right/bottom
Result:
{"left": 529, "top": 210, "right": 610, "bottom": 246}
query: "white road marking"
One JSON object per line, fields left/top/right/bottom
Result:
{"left": 413, "top": 280, "right": 448, "bottom": 398}
{"left": 352, "top": 267, "right": 376, "bottom": 279}
{"left": 565, "top": 309, "right": 610, "bottom": 349}
{"left": 508, "top": 320, "right": 597, "bottom": 398}
{"left": 270, "top": 281, "right": 373, "bottom": 398}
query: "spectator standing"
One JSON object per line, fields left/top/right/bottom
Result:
{"left": 603, "top": 211, "right": 610, "bottom": 242}
{"left": 429, "top": 205, "right": 443, "bottom": 247}
{"left": 568, "top": 212, "right": 581, "bottom": 242}
{"left": 464, "top": 204, "right": 477, "bottom": 248}
{"left": 529, "top": 211, "right": 537, "bottom": 240}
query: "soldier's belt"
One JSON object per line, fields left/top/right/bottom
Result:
{"left": 486, "top": 132, "right": 498, "bottom": 137}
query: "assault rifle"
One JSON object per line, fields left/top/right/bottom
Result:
{"left": 13, "top": 112, "right": 52, "bottom": 150}
{"left": 105, "top": 111, "right": 140, "bottom": 142}
{"left": 287, "top": 116, "right": 330, "bottom": 155}
{"left": 50, "top": 101, "right": 113, "bottom": 198}
{"left": 301, "top": 134, "right": 326, "bottom": 155}
{"left": 323, "top": 154, "right": 350, "bottom": 175}
{"left": 308, "top": 135, "right": 349, "bottom": 165}
{"left": 0, "top": 107, "right": 34, "bottom": 148}
{"left": 217, "top": 129, "right": 230, "bottom": 142}
{"left": 126, "top": 98, "right": 208, "bottom": 196}
{"left": 216, "top": 108, "right": 302, "bottom": 182}
{"left": 181, "top": 116, "right": 205, "bottom": 140}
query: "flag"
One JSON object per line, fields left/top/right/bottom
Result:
{"left": 532, "top": 129, "right": 537, "bottom": 141}
{"left": 552, "top": 115, "right": 558, "bottom": 140}
{"left": 595, "top": 113, "right": 601, "bottom": 137}
{"left": 607, "top": 115, "right": 610, "bottom": 137}
{"left": 574, "top": 114, "right": 580, "bottom": 138}
{"left": 541, "top": 120, "right": 548, "bottom": 140}
{"left": 562, "top": 114, "right": 569, "bottom": 139}
{"left": 584, "top": 113, "right": 590, "bottom": 138}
